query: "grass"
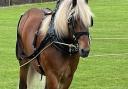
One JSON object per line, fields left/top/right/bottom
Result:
{"left": 0, "top": 0, "right": 128, "bottom": 89}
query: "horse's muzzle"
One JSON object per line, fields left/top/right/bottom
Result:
{"left": 79, "top": 48, "right": 90, "bottom": 58}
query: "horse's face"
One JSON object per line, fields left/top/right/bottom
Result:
{"left": 70, "top": 0, "right": 92, "bottom": 58}
{"left": 74, "top": 17, "right": 90, "bottom": 58}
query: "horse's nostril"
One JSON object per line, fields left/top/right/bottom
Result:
{"left": 79, "top": 49, "right": 90, "bottom": 58}
{"left": 81, "top": 49, "right": 85, "bottom": 53}
{"left": 81, "top": 49, "right": 89, "bottom": 53}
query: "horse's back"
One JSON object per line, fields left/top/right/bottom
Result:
{"left": 18, "top": 8, "right": 44, "bottom": 55}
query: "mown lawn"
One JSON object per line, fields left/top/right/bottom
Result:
{"left": 0, "top": 0, "right": 128, "bottom": 89}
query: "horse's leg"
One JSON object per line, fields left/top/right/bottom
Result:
{"left": 45, "top": 72, "right": 58, "bottom": 89}
{"left": 57, "top": 69, "right": 74, "bottom": 89}
{"left": 59, "top": 57, "right": 80, "bottom": 89}
{"left": 45, "top": 68, "right": 73, "bottom": 89}
{"left": 19, "top": 63, "right": 29, "bottom": 89}
{"left": 60, "top": 75, "right": 73, "bottom": 89}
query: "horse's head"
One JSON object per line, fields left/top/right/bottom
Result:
{"left": 75, "top": 19, "right": 90, "bottom": 58}
{"left": 54, "top": 0, "right": 93, "bottom": 58}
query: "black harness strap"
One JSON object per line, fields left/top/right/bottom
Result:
{"left": 37, "top": 55, "right": 44, "bottom": 77}
{"left": 75, "top": 32, "right": 89, "bottom": 39}
{"left": 33, "top": 31, "right": 46, "bottom": 76}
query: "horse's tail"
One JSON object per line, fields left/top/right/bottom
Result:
{"left": 16, "top": 14, "right": 26, "bottom": 60}
{"left": 27, "top": 65, "right": 46, "bottom": 89}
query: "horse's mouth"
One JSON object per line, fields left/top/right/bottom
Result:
{"left": 79, "top": 49, "right": 90, "bottom": 58}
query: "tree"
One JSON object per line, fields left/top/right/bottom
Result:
{"left": 28, "top": 0, "right": 36, "bottom": 3}
{"left": 0, "top": 0, "right": 7, "bottom": 6}
{"left": 9, "top": 0, "right": 12, "bottom": 6}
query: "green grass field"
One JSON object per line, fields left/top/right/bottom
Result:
{"left": 0, "top": 0, "right": 128, "bottom": 89}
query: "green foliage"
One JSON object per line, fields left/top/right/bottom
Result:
{"left": 0, "top": 0, "right": 128, "bottom": 89}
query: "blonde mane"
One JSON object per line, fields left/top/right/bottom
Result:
{"left": 39, "top": 15, "right": 52, "bottom": 36}
{"left": 54, "top": 0, "right": 93, "bottom": 37}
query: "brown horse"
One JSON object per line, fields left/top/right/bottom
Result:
{"left": 16, "top": 0, "right": 93, "bottom": 89}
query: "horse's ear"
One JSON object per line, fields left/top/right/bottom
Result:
{"left": 72, "top": 0, "right": 77, "bottom": 7}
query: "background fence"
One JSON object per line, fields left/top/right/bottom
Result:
{"left": 0, "top": 0, "right": 54, "bottom": 6}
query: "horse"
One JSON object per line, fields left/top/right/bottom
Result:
{"left": 16, "top": 0, "right": 93, "bottom": 89}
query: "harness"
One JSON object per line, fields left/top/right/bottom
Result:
{"left": 26, "top": 13, "right": 80, "bottom": 60}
